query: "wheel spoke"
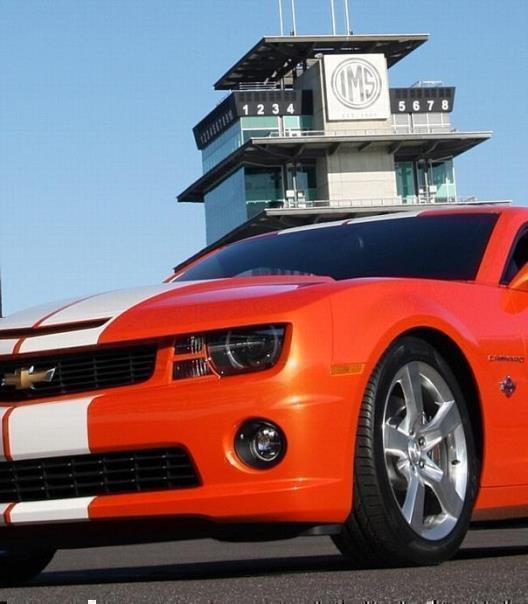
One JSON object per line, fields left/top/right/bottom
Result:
{"left": 421, "top": 458, "right": 464, "bottom": 518}
{"left": 420, "top": 400, "right": 461, "bottom": 452}
{"left": 399, "top": 362, "right": 424, "bottom": 432}
{"left": 384, "top": 424, "right": 409, "bottom": 458}
{"left": 402, "top": 473, "right": 425, "bottom": 531}
{"left": 396, "top": 458, "right": 412, "bottom": 483}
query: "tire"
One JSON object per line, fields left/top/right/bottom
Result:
{"left": 334, "top": 336, "right": 478, "bottom": 567}
{"left": 0, "top": 548, "right": 55, "bottom": 586}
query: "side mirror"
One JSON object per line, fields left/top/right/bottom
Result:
{"left": 509, "top": 263, "right": 528, "bottom": 292}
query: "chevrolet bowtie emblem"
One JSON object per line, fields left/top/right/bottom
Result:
{"left": 1, "top": 366, "right": 56, "bottom": 390}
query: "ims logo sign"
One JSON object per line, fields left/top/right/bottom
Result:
{"left": 331, "top": 58, "right": 382, "bottom": 109}
{"left": 324, "top": 53, "right": 390, "bottom": 121}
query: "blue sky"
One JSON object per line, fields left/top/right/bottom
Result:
{"left": 1, "top": 0, "right": 527, "bottom": 315}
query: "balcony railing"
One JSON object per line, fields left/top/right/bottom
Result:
{"left": 259, "top": 197, "right": 511, "bottom": 210}
{"left": 258, "top": 125, "right": 481, "bottom": 138}
{"left": 237, "top": 82, "right": 290, "bottom": 91}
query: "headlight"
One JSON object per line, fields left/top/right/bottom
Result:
{"left": 206, "top": 324, "right": 286, "bottom": 376}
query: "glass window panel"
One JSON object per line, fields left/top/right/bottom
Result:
{"left": 292, "top": 166, "right": 317, "bottom": 200}
{"left": 204, "top": 168, "right": 247, "bottom": 243}
{"left": 300, "top": 116, "right": 314, "bottom": 130}
{"left": 245, "top": 167, "right": 283, "bottom": 203}
{"left": 201, "top": 122, "right": 243, "bottom": 172}
{"left": 283, "top": 116, "right": 301, "bottom": 128}
{"left": 395, "top": 162, "right": 415, "bottom": 200}
{"left": 241, "top": 116, "right": 280, "bottom": 129}
{"left": 284, "top": 115, "right": 314, "bottom": 132}
{"left": 431, "top": 160, "right": 457, "bottom": 201}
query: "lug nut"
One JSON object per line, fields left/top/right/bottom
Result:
{"left": 418, "top": 437, "right": 425, "bottom": 447}
{"left": 419, "top": 459, "right": 425, "bottom": 468}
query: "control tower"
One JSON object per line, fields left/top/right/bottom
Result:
{"left": 178, "top": 33, "right": 506, "bottom": 247}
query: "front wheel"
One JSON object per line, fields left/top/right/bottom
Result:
{"left": 334, "top": 336, "right": 478, "bottom": 567}
{"left": 0, "top": 548, "right": 55, "bottom": 586}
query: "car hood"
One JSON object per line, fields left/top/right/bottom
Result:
{"left": 0, "top": 276, "right": 334, "bottom": 355}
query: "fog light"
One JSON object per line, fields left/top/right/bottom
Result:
{"left": 235, "top": 420, "right": 286, "bottom": 469}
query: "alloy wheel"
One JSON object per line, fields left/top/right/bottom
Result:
{"left": 382, "top": 361, "right": 468, "bottom": 541}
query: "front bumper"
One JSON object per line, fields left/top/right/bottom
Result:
{"left": 0, "top": 369, "right": 361, "bottom": 531}
{"left": 0, "top": 314, "right": 367, "bottom": 536}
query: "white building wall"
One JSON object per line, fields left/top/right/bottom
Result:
{"left": 326, "top": 147, "right": 397, "bottom": 201}
{"left": 294, "top": 61, "right": 325, "bottom": 131}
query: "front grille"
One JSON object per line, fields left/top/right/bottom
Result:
{"left": 0, "top": 447, "right": 200, "bottom": 503}
{"left": 0, "top": 345, "right": 157, "bottom": 401}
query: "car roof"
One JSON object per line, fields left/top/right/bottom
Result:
{"left": 274, "top": 205, "right": 522, "bottom": 237}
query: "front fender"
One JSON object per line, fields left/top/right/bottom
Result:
{"left": 330, "top": 280, "right": 481, "bottom": 373}
{"left": 328, "top": 278, "right": 527, "bottom": 491}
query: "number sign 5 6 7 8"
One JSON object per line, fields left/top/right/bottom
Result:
{"left": 397, "top": 99, "right": 450, "bottom": 113}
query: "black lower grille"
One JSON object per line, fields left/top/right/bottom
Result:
{"left": 0, "top": 448, "right": 200, "bottom": 503}
{"left": 0, "top": 345, "right": 157, "bottom": 401}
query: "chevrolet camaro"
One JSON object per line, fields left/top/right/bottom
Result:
{"left": 1, "top": 206, "right": 528, "bottom": 584}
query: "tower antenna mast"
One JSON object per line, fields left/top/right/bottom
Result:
{"left": 278, "top": 0, "right": 284, "bottom": 35}
{"left": 290, "top": 0, "right": 297, "bottom": 35}
{"left": 330, "top": 0, "right": 337, "bottom": 35}
{"left": 344, "top": 0, "right": 352, "bottom": 34}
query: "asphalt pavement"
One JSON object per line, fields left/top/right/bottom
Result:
{"left": 1, "top": 528, "right": 527, "bottom": 603}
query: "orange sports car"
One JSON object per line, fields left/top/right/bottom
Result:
{"left": 1, "top": 206, "right": 528, "bottom": 583}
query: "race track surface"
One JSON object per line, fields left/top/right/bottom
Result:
{"left": 1, "top": 528, "right": 527, "bottom": 603}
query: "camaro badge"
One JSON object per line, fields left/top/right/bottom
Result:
{"left": 488, "top": 354, "right": 525, "bottom": 364}
{"left": 1, "top": 366, "right": 56, "bottom": 390}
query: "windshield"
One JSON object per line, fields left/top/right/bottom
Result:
{"left": 175, "top": 213, "right": 498, "bottom": 282}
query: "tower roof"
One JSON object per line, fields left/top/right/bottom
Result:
{"left": 214, "top": 34, "right": 429, "bottom": 90}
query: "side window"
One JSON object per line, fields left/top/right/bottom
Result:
{"left": 503, "top": 229, "right": 528, "bottom": 284}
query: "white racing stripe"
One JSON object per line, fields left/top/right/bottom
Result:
{"left": 3, "top": 282, "right": 201, "bottom": 355}
{"left": 0, "top": 407, "right": 8, "bottom": 462}
{"left": 40, "top": 283, "right": 194, "bottom": 326}
{"left": 0, "top": 339, "right": 18, "bottom": 356}
{"left": 17, "top": 326, "right": 109, "bottom": 354}
{"left": 4, "top": 397, "right": 95, "bottom": 525}
{"left": 18, "top": 283, "right": 200, "bottom": 354}
{"left": 8, "top": 497, "right": 95, "bottom": 525}
{"left": 8, "top": 397, "right": 93, "bottom": 461}
{"left": 0, "top": 297, "right": 83, "bottom": 331}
